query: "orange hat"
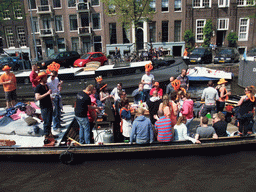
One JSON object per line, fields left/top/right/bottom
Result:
{"left": 95, "top": 76, "right": 103, "bottom": 82}
{"left": 217, "top": 78, "right": 228, "bottom": 85}
{"left": 145, "top": 63, "right": 153, "bottom": 72}
{"left": 171, "top": 79, "right": 181, "bottom": 91}
{"left": 154, "top": 82, "right": 159, "bottom": 87}
{"left": 36, "top": 72, "right": 48, "bottom": 81}
{"left": 46, "top": 62, "right": 60, "bottom": 74}
{"left": 2, "top": 65, "right": 11, "bottom": 71}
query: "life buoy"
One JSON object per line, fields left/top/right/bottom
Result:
{"left": 59, "top": 151, "right": 74, "bottom": 164}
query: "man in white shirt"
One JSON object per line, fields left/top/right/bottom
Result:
{"left": 111, "top": 82, "right": 125, "bottom": 101}
{"left": 47, "top": 71, "right": 63, "bottom": 132}
{"left": 141, "top": 66, "right": 154, "bottom": 100}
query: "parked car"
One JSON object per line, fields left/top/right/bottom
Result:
{"left": 38, "top": 51, "right": 80, "bottom": 69}
{"left": 73, "top": 52, "right": 108, "bottom": 67}
{"left": 189, "top": 48, "right": 212, "bottom": 64}
{"left": 247, "top": 47, "right": 256, "bottom": 57}
{"left": 0, "top": 57, "right": 24, "bottom": 71}
{"left": 214, "top": 47, "right": 240, "bottom": 64}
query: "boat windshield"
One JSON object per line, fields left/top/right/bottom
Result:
{"left": 219, "top": 49, "right": 232, "bottom": 55}
{"left": 48, "top": 53, "right": 59, "bottom": 59}
{"left": 192, "top": 49, "right": 205, "bottom": 54}
{"left": 81, "top": 53, "right": 91, "bottom": 59}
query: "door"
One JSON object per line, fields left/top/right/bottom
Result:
{"left": 216, "top": 31, "right": 226, "bottom": 47}
{"left": 136, "top": 28, "right": 144, "bottom": 50}
{"left": 82, "top": 37, "right": 91, "bottom": 54}
{"left": 173, "top": 46, "right": 182, "bottom": 57}
{"left": 45, "top": 39, "right": 54, "bottom": 57}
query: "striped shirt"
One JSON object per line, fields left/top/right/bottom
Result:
{"left": 155, "top": 116, "right": 173, "bottom": 142}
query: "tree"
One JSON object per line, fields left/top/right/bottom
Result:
{"left": 203, "top": 20, "right": 213, "bottom": 47}
{"left": 227, "top": 32, "right": 238, "bottom": 47}
{"left": 102, "top": 0, "right": 155, "bottom": 53}
{"left": 183, "top": 30, "right": 194, "bottom": 52}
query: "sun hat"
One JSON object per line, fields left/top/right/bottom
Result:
{"left": 217, "top": 78, "right": 228, "bottom": 85}
{"left": 36, "top": 72, "right": 48, "bottom": 81}
{"left": 2, "top": 65, "right": 11, "bottom": 71}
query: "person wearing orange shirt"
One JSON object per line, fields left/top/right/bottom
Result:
{"left": 0, "top": 65, "right": 17, "bottom": 108}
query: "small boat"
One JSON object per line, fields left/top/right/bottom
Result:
{"left": 187, "top": 67, "right": 233, "bottom": 81}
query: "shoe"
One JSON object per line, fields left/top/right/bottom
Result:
{"left": 53, "top": 128, "right": 62, "bottom": 133}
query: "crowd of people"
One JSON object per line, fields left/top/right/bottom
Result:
{"left": 0, "top": 61, "right": 255, "bottom": 145}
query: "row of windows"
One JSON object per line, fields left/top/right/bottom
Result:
{"left": 29, "top": 0, "right": 100, "bottom": 9}
{"left": 2, "top": 3, "right": 23, "bottom": 20}
{"left": 196, "top": 18, "right": 250, "bottom": 42}
{"left": 193, "top": 0, "right": 255, "bottom": 8}
{"left": 31, "top": 13, "right": 101, "bottom": 33}
{"left": 5, "top": 27, "right": 26, "bottom": 47}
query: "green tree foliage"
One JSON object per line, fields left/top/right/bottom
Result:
{"left": 203, "top": 20, "right": 213, "bottom": 47}
{"left": 102, "top": 0, "right": 155, "bottom": 52}
{"left": 227, "top": 32, "right": 238, "bottom": 47}
{"left": 183, "top": 30, "right": 194, "bottom": 52}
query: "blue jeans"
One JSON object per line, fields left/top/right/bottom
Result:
{"left": 52, "top": 95, "right": 61, "bottom": 130}
{"left": 41, "top": 107, "right": 53, "bottom": 136}
{"left": 75, "top": 116, "right": 90, "bottom": 144}
{"left": 136, "top": 138, "right": 149, "bottom": 144}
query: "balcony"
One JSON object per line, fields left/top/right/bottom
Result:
{"left": 37, "top": 5, "right": 52, "bottom": 14}
{"left": 78, "top": 26, "right": 92, "bottom": 36}
{"left": 39, "top": 28, "right": 54, "bottom": 37}
{"left": 76, "top": 2, "right": 90, "bottom": 12}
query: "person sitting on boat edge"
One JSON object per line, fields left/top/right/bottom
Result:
{"left": 120, "top": 98, "right": 132, "bottom": 142}
{"left": 75, "top": 84, "right": 102, "bottom": 144}
{"left": 195, "top": 116, "right": 218, "bottom": 140}
{"left": 130, "top": 108, "right": 154, "bottom": 145}
{"left": 174, "top": 116, "right": 201, "bottom": 144}
{"left": 154, "top": 110, "right": 174, "bottom": 142}
{"left": 132, "top": 82, "right": 147, "bottom": 104}
{"left": 212, "top": 112, "right": 229, "bottom": 137}
{"left": 150, "top": 82, "right": 163, "bottom": 99}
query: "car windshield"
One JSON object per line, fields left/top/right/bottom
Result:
{"left": 219, "top": 49, "right": 232, "bottom": 54}
{"left": 48, "top": 53, "right": 59, "bottom": 59}
{"left": 81, "top": 53, "right": 91, "bottom": 59}
{"left": 192, "top": 49, "right": 205, "bottom": 54}
{"left": 0, "top": 58, "right": 11, "bottom": 63}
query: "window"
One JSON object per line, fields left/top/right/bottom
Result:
{"left": 3, "top": 10, "right": 10, "bottom": 20}
{"left": 32, "top": 17, "right": 39, "bottom": 33}
{"left": 123, "top": 24, "right": 130, "bottom": 44}
{"left": 53, "top": 0, "right": 61, "bottom": 8}
{"left": 218, "top": 0, "right": 229, "bottom": 7}
{"left": 5, "top": 27, "right": 15, "bottom": 47}
{"left": 14, "top": 3, "right": 23, "bottom": 19}
{"left": 174, "top": 21, "right": 181, "bottom": 42}
{"left": 92, "top": 13, "right": 101, "bottom": 30}
{"left": 68, "top": 0, "right": 76, "bottom": 7}
{"left": 193, "top": 0, "right": 211, "bottom": 8}
{"left": 109, "top": 23, "right": 117, "bottom": 44}
{"left": 71, "top": 37, "right": 79, "bottom": 52}
{"left": 217, "top": 18, "right": 229, "bottom": 30}
{"left": 174, "top": 0, "right": 182, "bottom": 11}
{"left": 238, "top": 18, "right": 249, "bottom": 41}
{"left": 237, "top": 0, "right": 255, "bottom": 6}
{"left": 91, "top": 0, "right": 99, "bottom": 6}
{"left": 94, "top": 36, "right": 102, "bottom": 52}
{"left": 0, "top": 37, "right": 3, "bottom": 47}
{"left": 196, "top": 19, "right": 206, "bottom": 42}
{"left": 162, "top": 21, "right": 168, "bottom": 42}
{"left": 150, "top": 0, "right": 156, "bottom": 12}
{"left": 162, "top": 0, "right": 169, "bottom": 12}
{"left": 108, "top": 4, "right": 116, "bottom": 14}
{"left": 55, "top": 16, "right": 63, "bottom": 32}
{"left": 57, "top": 38, "right": 66, "bottom": 52}
{"left": 69, "top": 15, "right": 78, "bottom": 31}
{"left": 17, "top": 27, "right": 26, "bottom": 47}
{"left": 29, "top": 0, "right": 36, "bottom": 9}
{"left": 149, "top": 22, "right": 156, "bottom": 42}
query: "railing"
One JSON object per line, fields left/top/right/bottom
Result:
{"left": 40, "top": 28, "right": 53, "bottom": 37}
{"left": 37, "top": 5, "right": 52, "bottom": 14}
{"left": 78, "top": 26, "right": 91, "bottom": 35}
{"left": 76, "top": 2, "right": 90, "bottom": 12}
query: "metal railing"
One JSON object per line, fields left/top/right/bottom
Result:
{"left": 40, "top": 28, "right": 53, "bottom": 37}
{"left": 78, "top": 26, "right": 91, "bottom": 35}
{"left": 37, "top": 5, "right": 52, "bottom": 14}
{"left": 76, "top": 2, "right": 90, "bottom": 12}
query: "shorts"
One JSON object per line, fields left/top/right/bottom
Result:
{"left": 200, "top": 104, "right": 216, "bottom": 117}
{"left": 5, "top": 89, "right": 17, "bottom": 102}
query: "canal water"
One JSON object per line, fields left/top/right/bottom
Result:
{"left": 1, "top": 149, "right": 256, "bottom": 191}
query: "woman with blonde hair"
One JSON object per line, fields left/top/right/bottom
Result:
{"left": 216, "top": 78, "right": 231, "bottom": 112}
{"left": 158, "top": 94, "right": 172, "bottom": 119}
{"left": 174, "top": 116, "right": 201, "bottom": 144}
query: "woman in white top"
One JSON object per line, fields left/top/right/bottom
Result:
{"left": 174, "top": 116, "right": 201, "bottom": 144}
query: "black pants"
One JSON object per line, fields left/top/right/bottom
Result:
{"left": 239, "top": 117, "right": 253, "bottom": 135}
{"left": 216, "top": 101, "right": 225, "bottom": 112}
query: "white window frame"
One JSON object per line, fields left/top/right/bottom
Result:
{"left": 55, "top": 15, "right": 64, "bottom": 32}
{"left": 67, "top": 0, "right": 76, "bottom": 8}
{"left": 3, "top": 10, "right": 11, "bottom": 20}
{"left": 150, "top": 0, "right": 156, "bottom": 12}
{"left": 238, "top": 18, "right": 249, "bottom": 41}
{"left": 217, "top": 18, "right": 229, "bottom": 30}
{"left": 13, "top": 3, "right": 23, "bottom": 19}
{"left": 174, "top": 0, "right": 182, "bottom": 12}
{"left": 237, "top": 0, "right": 255, "bottom": 6}
{"left": 5, "top": 27, "right": 15, "bottom": 48}
{"left": 92, "top": 13, "right": 101, "bottom": 30}
{"left": 69, "top": 15, "right": 78, "bottom": 31}
{"left": 161, "top": 0, "right": 169, "bottom": 12}
{"left": 53, "top": 0, "right": 62, "bottom": 9}
{"left": 93, "top": 35, "right": 102, "bottom": 52}
{"left": 28, "top": 0, "right": 37, "bottom": 10}
{"left": 17, "top": 27, "right": 26, "bottom": 47}
{"left": 218, "top": 0, "right": 229, "bottom": 7}
{"left": 196, "top": 19, "right": 206, "bottom": 43}
{"left": 91, "top": 0, "right": 100, "bottom": 7}
{"left": 32, "top": 17, "right": 40, "bottom": 34}
{"left": 193, "top": 0, "right": 212, "bottom": 8}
